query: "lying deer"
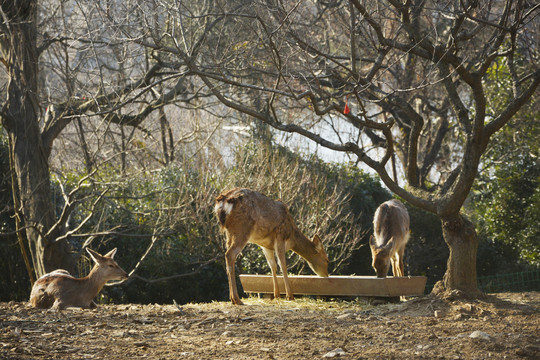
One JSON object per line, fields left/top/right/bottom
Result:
{"left": 215, "top": 188, "right": 329, "bottom": 305}
{"left": 29, "top": 248, "right": 128, "bottom": 310}
{"left": 369, "top": 199, "right": 410, "bottom": 278}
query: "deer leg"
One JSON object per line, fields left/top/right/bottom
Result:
{"left": 225, "top": 242, "right": 244, "bottom": 305}
{"left": 391, "top": 252, "right": 401, "bottom": 277}
{"left": 397, "top": 245, "right": 406, "bottom": 277}
{"left": 390, "top": 256, "right": 398, "bottom": 277}
{"left": 223, "top": 224, "right": 252, "bottom": 305}
{"left": 262, "top": 247, "right": 280, "bottom": 299}
{"left": 51, "top": 299, "right": 66, "bottom": 311}
{"left": 392, "top": 246, "right": 405, "bottom": 277}
{"left": 397, "top": 245, "right": 407, "bottom": 301}
{"left": 274, "top": 244, "right": 294, "bottom": 301}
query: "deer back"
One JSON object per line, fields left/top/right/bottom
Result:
{"left": 370, "top": 199, "right": 410, "bottom": 277}
{"left": 372, "top": 199, "right": 409, "bottom": 248}
{"left": 215, "top": 188, "right": 289, "bottom": 239}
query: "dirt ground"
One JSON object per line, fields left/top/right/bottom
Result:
{"left": 1, "top": 292, "right": 538, "bottom": 360}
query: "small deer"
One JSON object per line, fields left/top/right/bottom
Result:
{"left": 29, "top": 248, "right": 128, "bottom": 310}
{"left": 215, "top": 188, "right": 329, "bottom": 305}
{"left": 369, "top": 199, "right": 410, "bottom": 278}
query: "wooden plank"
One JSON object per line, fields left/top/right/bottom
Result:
{"left": 239, "top": 275, "right": 427, "bottom": 297}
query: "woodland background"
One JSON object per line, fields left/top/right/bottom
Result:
{"left": 2, "top": 113, "right": 538, "bottom": 304}
{"left": 0, "top": 0, "right": 538, "bottom": 304}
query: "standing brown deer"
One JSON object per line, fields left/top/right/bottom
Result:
{"left": 29, "top": 248, "right": 128, "bottom": 310}
{"left": 215, "top": 188, "right": 329, "bottom": 305}
{"left": 369, "top": 199, "right": 410, "bottom": 278}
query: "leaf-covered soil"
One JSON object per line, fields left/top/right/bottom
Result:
{"left": 1, "top": 292, "right": 538, "bottom": 359}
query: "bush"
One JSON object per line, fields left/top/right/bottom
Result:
{"left": 37, "top": 140, "right": 378, "bottom": 304}
{"left": 7, "top": 127, "right": 533, "bottom": 304}
{"left": 224, "top": 143, "right": 369, "bottom": 276}
{"left": 54, "top": 162, "right": 226, "bottom": 305}
{"left": 470, "top": 153, "right": 540, "bottom": 272}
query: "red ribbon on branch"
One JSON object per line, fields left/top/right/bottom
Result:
{"left": 343, "top": 96, "right": 350, "bottom": 114}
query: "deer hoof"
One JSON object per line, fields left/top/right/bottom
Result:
{"left": 231, "top": 298, "right": 244, "bottom": 305}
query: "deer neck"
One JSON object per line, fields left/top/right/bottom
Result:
{"left": 81, "top": 266, "right": 108, "bottom": 299}
{"left": 377, "top": 234, "right": 393, "bottom": 248}
{"left": 290, "top": 227, "right": 317, "bottom": 261}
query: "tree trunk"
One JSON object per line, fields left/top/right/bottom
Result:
{"left": 433, "top": 214, "right": 480, "bottom": 296}
{"left": 9, "top": 132, "right": 75, "bottom": 277}
{"left": 2, "top": 0, "right": 75, "bottom": 278}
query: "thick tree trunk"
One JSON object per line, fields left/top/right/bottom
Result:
{"left": 2, "top": 0, "right": 75, "bottom": 278}
{"left": 433, "top": 214, "right": 480, "bottom": 296}
{"left": 9, "top": 133, "right": 75, "bottom": 277}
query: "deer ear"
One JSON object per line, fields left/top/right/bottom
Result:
{"left": 104, "top": 248, "right": 118, "bottom": 259}
{"left": 86, "top": 248, "right": 101, "bottom": 263}
{"left": 369, "top": 235, "right": 377, "bottom": 248}
{"left": 312, "top": 234, "right": 324, "bottom": 252}
{"left": 383, "top": 237, "right": 395, "bottom": 251}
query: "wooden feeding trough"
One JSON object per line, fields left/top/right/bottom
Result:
{"left": 239, "top": 275, "right": 427, "bottom": 298}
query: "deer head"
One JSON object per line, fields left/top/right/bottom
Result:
{"left": 86, "top": 248, "right": 129, "bottom": 282}
{"left": 305, "top": 235, "right": 329, "bottom": 277}
{"left": 369, "top": 236, "right": 394, "bottom": 278}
